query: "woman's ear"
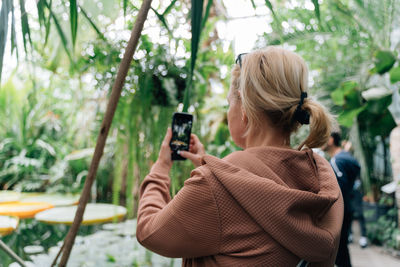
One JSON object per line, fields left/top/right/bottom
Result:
{"left": 241, "top": 106, "right": 248, "bottom": 124}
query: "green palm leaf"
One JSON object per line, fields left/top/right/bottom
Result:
{"left": 123, "top": 0, "right": 128, "bottom": 17}
{"left": 11, "top": 0, "right": 17, "bottom": 56}
{"left": 37, "top": 0, "right": 46, "bottom": 27}
{"left": 183, "top": 0, "right": 204, "bottom": 112}
{"left": 44, "top": 1, "right": 73, "bottom": 63}
{"left": 0, "top": 0, "right": 12, "bottom": 85}
{"left": 79, "top": 6, "right": 106, "bottom": 41}
{"left": 250, "top": 0, "right": 257, "bottom": 9}
{"left": 44, "top": 0, "right": 53, "bottom": 46}
{"left": 264, "top": 0, "right": 277, "bottom": 20}
{"left": 70, "top": 0, "right": 78, "bottom": 49}
{"left": 311, "top": 0, "right": 320, "bottom": 23}
{"left": 201, "top": 0, "right": 213, "bottom": 30}
{"left": 151, "top": 0, "right": 182, "bottom": 37}
{"left": 163, "top": 0, "right": 178, "bottom": 15}
{"left": 150, "top": 1, "right": 180, "bottom": 36}
{"left": 19, "top": 0, "right": 32, "bottom": 53}
{"left": 151, "top": 8, "right": 173, "bottom": 36}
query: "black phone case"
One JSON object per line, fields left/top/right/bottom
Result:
{"left": 170, "top": 112, "right": 193, "bottom": 161}
{"left": 171, "top": 150, "right": 186, "bottom": 161}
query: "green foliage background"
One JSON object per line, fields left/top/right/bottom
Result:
{"left": 1, "top": 0, "right": 400, "bottom": 262}
{"left": 0, "top": 0, "right": 237, "bottom": 211}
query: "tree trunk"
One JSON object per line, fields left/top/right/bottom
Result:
{"left": 389, "top": 124, "right": 400, "bottom": 228}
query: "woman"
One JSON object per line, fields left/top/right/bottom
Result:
{"left": 136, "top": 47, "right": 343, "bottom": 266}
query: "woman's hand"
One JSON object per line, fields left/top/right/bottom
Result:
{"left": 154, "top": 128, "right": 173, "bottom": 172}
{"left": 179, "top": 134, "right": 206, "bottom": 168}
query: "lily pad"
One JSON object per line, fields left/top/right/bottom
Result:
{"left": 0, "top": 190, "right": 21, "bottom": 203}
{"left": 0, "top": 202, "right": 54, "bottom": 219}
{"left": 0, "top": 215, "right": 19, "bottom": 236}
{"left": 35, "top": 203, "right": 127, "bottom": 225}
{"left": 20, "top": 193, "right": 79, "bottom": 207}
{"left": 24, "top": 245, "right": 45, "bottom": 254}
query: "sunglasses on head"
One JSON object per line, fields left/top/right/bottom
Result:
{"left": 235, "top": 53, "right": 248, "bottom": 68}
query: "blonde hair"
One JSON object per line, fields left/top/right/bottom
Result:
{"left": 231, "top": 46, "right": 332, "bottom": 149}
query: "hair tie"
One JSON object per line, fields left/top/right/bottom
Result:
{"left": 294, "top": 92, "right": 310, "bottom": 125}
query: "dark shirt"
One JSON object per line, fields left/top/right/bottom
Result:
{"left": 330, "top": 151, "right": 360, "bottom": 213}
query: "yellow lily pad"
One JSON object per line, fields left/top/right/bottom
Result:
{"left": 20, "top": 193, "right": 80, "bottom": 207}
{"left": 0, "top": 202, "right": 54, "bottom": 219}
{"left": 0, "top": 215, "right": 19, "bottom": 236}
{"left": 35, "top": 203, "right": 127, "bottom": 225}
{"left": 0, "top": 191, "right": 21, "bottom": 203}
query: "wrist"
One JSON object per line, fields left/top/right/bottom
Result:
{"left": 152, "top": 160, "right": 172, "bottom": 174}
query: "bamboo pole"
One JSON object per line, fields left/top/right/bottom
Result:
{"left": 52, "top": 1, "right": 153, "bottom": 266}
{"left": 0, "top": 239, "right": 27, "bottom": 267}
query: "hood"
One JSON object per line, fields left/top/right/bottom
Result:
{"left": 202, "top": 146, "right": 342, "bottom": 262}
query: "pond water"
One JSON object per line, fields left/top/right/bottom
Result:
{"left": 2, "top": 219, "right": 182, "bottom": 267}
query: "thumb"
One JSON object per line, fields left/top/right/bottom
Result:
{"left": 178, "top": 150, "right": 196, "bottom": 160}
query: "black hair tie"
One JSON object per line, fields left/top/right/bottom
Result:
{"left": 294, "top": 92, "right": 310, "bottom": 125}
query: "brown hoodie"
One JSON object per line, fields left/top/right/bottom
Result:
{"left": 137, "top": 147, "right": 343, "bottom": 266}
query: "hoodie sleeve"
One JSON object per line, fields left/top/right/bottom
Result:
{"left": 136, "top": 164, "right": 220, "bottom": 258}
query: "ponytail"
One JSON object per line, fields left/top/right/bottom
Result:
{"left": 297, "top": 100, "right": 332, "bottom": 150}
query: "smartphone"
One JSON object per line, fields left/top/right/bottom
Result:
{"left": 170, "top": 112, "right": 193, "bottom": 160}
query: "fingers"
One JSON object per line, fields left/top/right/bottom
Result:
{"left": 190, "top": 133, "right": 201, "bottom": 144}
{"left": 179, "top": 150, "right": 202, "bottom": 167}
{"left": 190, "top": 137, "right": 195, "bottom": 146}
{"left": 179, "top": 150, "right": 195, "bottom": 160}
{"left": 162, "top": 128, "right": 172, "bottom": 146}
{"left": 190, "top": 134, "right": 205, "bottom": 150}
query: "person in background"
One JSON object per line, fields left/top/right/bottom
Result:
{"left": 343, "top": 141, "right": 368, "bottom": 248}
{"left": 136, "top": 47, "right": 344, "bottom": 266}
{"left": 350, "top": 178, "right": 368, "bottom": 248}
{"left": 324, "top": 133, "right": 361, "bottom": 267}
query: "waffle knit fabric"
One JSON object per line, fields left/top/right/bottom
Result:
{"left": 137, "top": 146, "right": 343, "bottom": 266}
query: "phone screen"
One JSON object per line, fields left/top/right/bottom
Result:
{"left": 170, "top": 112, "right": 193, "bottom": 160}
